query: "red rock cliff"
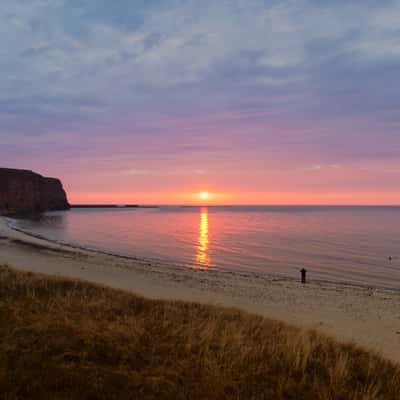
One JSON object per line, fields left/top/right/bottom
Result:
{"left": 0, "top": 168, "right": 70, "bottom": 214}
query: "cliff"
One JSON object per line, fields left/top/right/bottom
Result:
{"left": 0, "top": 168, "right": 70, "bottom": 214}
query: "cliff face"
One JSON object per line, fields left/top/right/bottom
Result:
{"left": 0, "top": 168, "right": 70, "bottom": 214}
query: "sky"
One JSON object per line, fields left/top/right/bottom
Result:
{"left": 1, "top": 0, "right": 400, "bottom": 205}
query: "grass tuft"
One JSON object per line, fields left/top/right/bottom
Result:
{"left": 1, "top": 264, "right": 399, "bottom": 399}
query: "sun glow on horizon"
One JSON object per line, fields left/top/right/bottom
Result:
{"left": 68, "top": 190, "right": 400, "bottom": 206}
{"left": 200, "top": 191, "right": 209, "bottom": 201}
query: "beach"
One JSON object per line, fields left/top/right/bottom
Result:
{"left": 1, "top": 215, "right": 400, "bottom": 363}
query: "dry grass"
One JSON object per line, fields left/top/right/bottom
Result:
{"left": 1, "top": 265, "right": 400, "bottom": 399}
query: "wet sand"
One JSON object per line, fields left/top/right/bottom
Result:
{"left": 1, "top": 216, "right": 400, "bottom": 363}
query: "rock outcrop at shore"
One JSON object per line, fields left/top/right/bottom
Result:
{"left": 0, "top": 168, "right": 70, "bottom": 214}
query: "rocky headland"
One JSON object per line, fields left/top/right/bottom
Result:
{"left": 0, "top": 168, "right": 70, "bottom": 214}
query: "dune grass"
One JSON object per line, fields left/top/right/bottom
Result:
{"left": 0, "top": 265, "right": 400, "bottom": 399}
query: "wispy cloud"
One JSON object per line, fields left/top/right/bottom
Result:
{"left": 125, "top": 168, "right": 205, "bottom": 176}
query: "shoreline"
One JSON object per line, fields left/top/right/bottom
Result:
{"left": 7, "top": 215, "right": 400, "bottom": 293}
{"left": 1, "top": 216, "right": 400, "bottom": 363}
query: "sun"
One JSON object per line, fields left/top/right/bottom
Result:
{"left": 200, "top": 191, "right": 209, "bottom": 201}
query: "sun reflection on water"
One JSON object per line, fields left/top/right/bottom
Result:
{"left": 196, "top": 207, "right": 209, "bottom": 267}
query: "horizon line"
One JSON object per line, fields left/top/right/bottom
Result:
{"left": 70, "top": 203, "right": 400, "bottom": 208}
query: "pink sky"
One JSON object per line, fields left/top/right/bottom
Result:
{"left": 2, "top": 1, "right": 400, "bottom": 205}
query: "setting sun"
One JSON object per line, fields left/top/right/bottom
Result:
{"left": 200, "top": 191, "right": 209, "bottom": 201}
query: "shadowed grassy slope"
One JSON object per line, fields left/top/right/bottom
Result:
{"left": 0, "top": 265, "right": 399, "bottom": 399}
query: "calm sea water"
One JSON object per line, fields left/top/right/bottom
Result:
{"left": 11, "top": 206, "right": 400, "bottom": 289}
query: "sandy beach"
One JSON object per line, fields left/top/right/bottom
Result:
{"left": 1, "top": 216, "right": 400, "bottom": 363}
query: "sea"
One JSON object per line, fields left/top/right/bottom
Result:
{"left": 10, "top": 206, "right": 400, "bottom": 290}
